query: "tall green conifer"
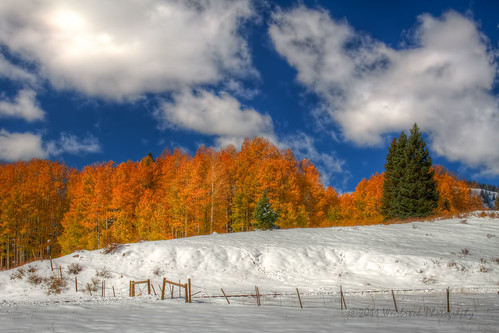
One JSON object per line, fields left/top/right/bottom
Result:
{"left": 381, "top": 124, "right": 438, "bottom": 219}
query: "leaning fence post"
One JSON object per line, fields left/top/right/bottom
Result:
{"left": 151, "top": 284, "right": 157, "bottom": 296}
{"left": 340, "top": 286, "right": 347, "bottom": 310}
{"left": 59, "top": 266, "right": 63, "bottom": 279}
{"left": 296, "top": 288, "right": 303, "bottom": 309}
{"left": 113, "top": 286, "right": 116, "bottom": 297}
{"left": 391, "top": 290, "right": 398, "bottom": 312}
{"left": 221, "top": 288, "right": 230, "bottom": 304}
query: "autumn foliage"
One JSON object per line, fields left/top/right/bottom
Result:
{"left": 0, "top": 137, "right": 485, "bottom": 268}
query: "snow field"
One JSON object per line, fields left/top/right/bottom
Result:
{"left": 1, "top": 213, "right": 499, "bottom": 332}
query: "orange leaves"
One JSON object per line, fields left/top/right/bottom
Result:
{"left": 1, "top": 140, "right": 488, "bottom": 266}
{"left": 433, "top": 165, "right": 482, "bottom": 215}
{"left": 0, "top": 160, "right": 70, "bottom": 265}
{"left": 336, "top": 166, "right": 484, "bottom": 226}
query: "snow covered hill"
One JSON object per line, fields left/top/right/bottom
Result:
{"left": 471, "top": 188, "right": 497, "bottom": 209}
{"left": 2, "top": 212, "right": 498, "bottom": 302}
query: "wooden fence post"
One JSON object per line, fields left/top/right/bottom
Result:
{"left": 391, "top": 290, "right": 398, "bottom": 312}
{"left": 147, "top": 279, "right": 151, "bottom": 295}
{"left": 50, "top": 256, "right": 53, "bottom": 271}
{"left": 296, "top": 288, "right": 303, "bottom": 309}
{"left": 184, "top": 283, "right": 188, "bottom": 303}
{"left": 129, "top": 281, "right": 132, "bottom": 297}
{"left": 102, "top": 281, "right": 105, "bottom": 297}
{"left": 221, "top": 288, "right": 230, "bottom": 304}
{"left": 188, "top": 279, "right": 192, "bottom": 303}
{"left": 75, "top": 277, "right": 78, "bottom": 292}
{"left": 113, "top": 286, "right": 116, "bottom": 297}
{"left": 255, "top": 286, "right": 261, "bottom": 306}
{"left": 132, "top": 281, "right": 135, "bottom": 297}
{"left": 340, "top": 286, "right": 347, "bottom": 310}
{"left": 59, "top": 266, "right": 63, "bottom": 279}
{"left": 161, "top": 278, "right": 166, "bottom": 300}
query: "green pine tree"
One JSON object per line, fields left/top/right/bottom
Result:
{"left": 381, "top": 124, "right": 438, "bottom": 219}
{"left": 253, "top": 191, "right": 279, "bottom": 230}
{"left": 494, "top": 193, "right": 499, "bottom": 210}
{"left": 381, "top": 133, "right": 407, "bottom": 219}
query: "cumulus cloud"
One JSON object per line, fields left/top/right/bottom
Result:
{"left": 0, "top": 130, "right": 101, "bottom": 162}
{"left": 156, "top": 89, "right": 276, "bottom": 148}
{"left": 0, "top": 89, "right": 45, "bottom": 121}
{"left": 270, "top": 7, "right": 499, "bottom": 174}
{"left": 0, "top": 0, "right": 254, "bottom": 100}
{"left": 0, "top": 130, "right": 47, "bottom": 161}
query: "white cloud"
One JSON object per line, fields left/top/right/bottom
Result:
{"left": 0, "top": 130, "right": 101, "bottom": 162}
{"left": 0, "top": 54, "right": 37, "bottom": 84}
{"left": 270, "top": 8, "right": 499, "bottom": 174}
{"left": 46, "top": 133, "right": 101, "bottom": 156}
{"left": 0, "top": 89, "right": 45, "bottom": 121}
{"left": 0, "top": 0, "right": 254, "bottom": 100}
{"left": 0, "top": 130, "right": 47, "bottom": 161}
{"left": 283, "top": 132, "right": 347, "bottom": 188}
{"left": 156, "top": 89, "right": 276, "bottom": 148}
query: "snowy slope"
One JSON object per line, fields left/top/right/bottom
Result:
{"left": 471, "top": 188, "right": 497, "bottom": 209}
{"left": 1, "top": 213, "right": 498, "bottom": 302}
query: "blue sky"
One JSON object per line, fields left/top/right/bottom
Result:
{"left": 1, "top": 0, "right": 498, "bottom": 192}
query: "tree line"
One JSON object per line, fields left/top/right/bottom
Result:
{"left": 0, "top": 136, "right": 484, "bottom": 269}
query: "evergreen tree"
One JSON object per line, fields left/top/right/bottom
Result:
{"left": 494, "top": 192, "right": 499, "bottom": 210}
{"left": 381, "top": 124, "right": 438, "bottom": 219}
{"left": 381, "top": 133, "right": 407, "bottom": 219}
{"left": 253, "top": 191, "right": 279, "bottom": 230}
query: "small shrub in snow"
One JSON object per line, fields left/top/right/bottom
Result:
{"left": 491, "top": 257, "right": 499, "bottom": 265}
{"left": 447, "top": 260, "right": 457, "bottom": 268}
{"left": 479, "top": 266, "right": 490, "bottom": 273}
{"left": 421, "top": 276, "right": 438, "bottom": 284}
{"left": 90, "top": 277, "right": 100, "bottom": 291}
{"left": 102, "top": 243, "right": 123, "bottom": 254}
{"left": 152, "top": 266, "right": 163, "bottom": 277}
{"left": 487, "top": 234, "right": 496, "bottom": 238}
{"left": 27, "top": 273, "right": 43, "bottom": 285}
{"left": 96, "top": 268, "right": 112, "bottom": 279}
{"left": 459, "top": 249, "right": 470, "bottom": 257}
{"left": 417, "top": 268, "right": 425, "bottom": 274}
{"left": 10, "top": 267, "right": 25, "bottom": 280}
{"left": 480, "top": 258, "right": 487, "bottom": 264}
{"left": 85, "top": 283, "right": 94, "bottom": 294}
{"left": 460, "top": 219, "right": 468, "bottom": 224}
{"left": 67, "top": 263, "right": 83, "bottom": 275}
{"left": 45, "top": 276, "right": 67, "bottom": 295}
{"left": 26, "top": 265, "right": 37, "bottom": 274}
